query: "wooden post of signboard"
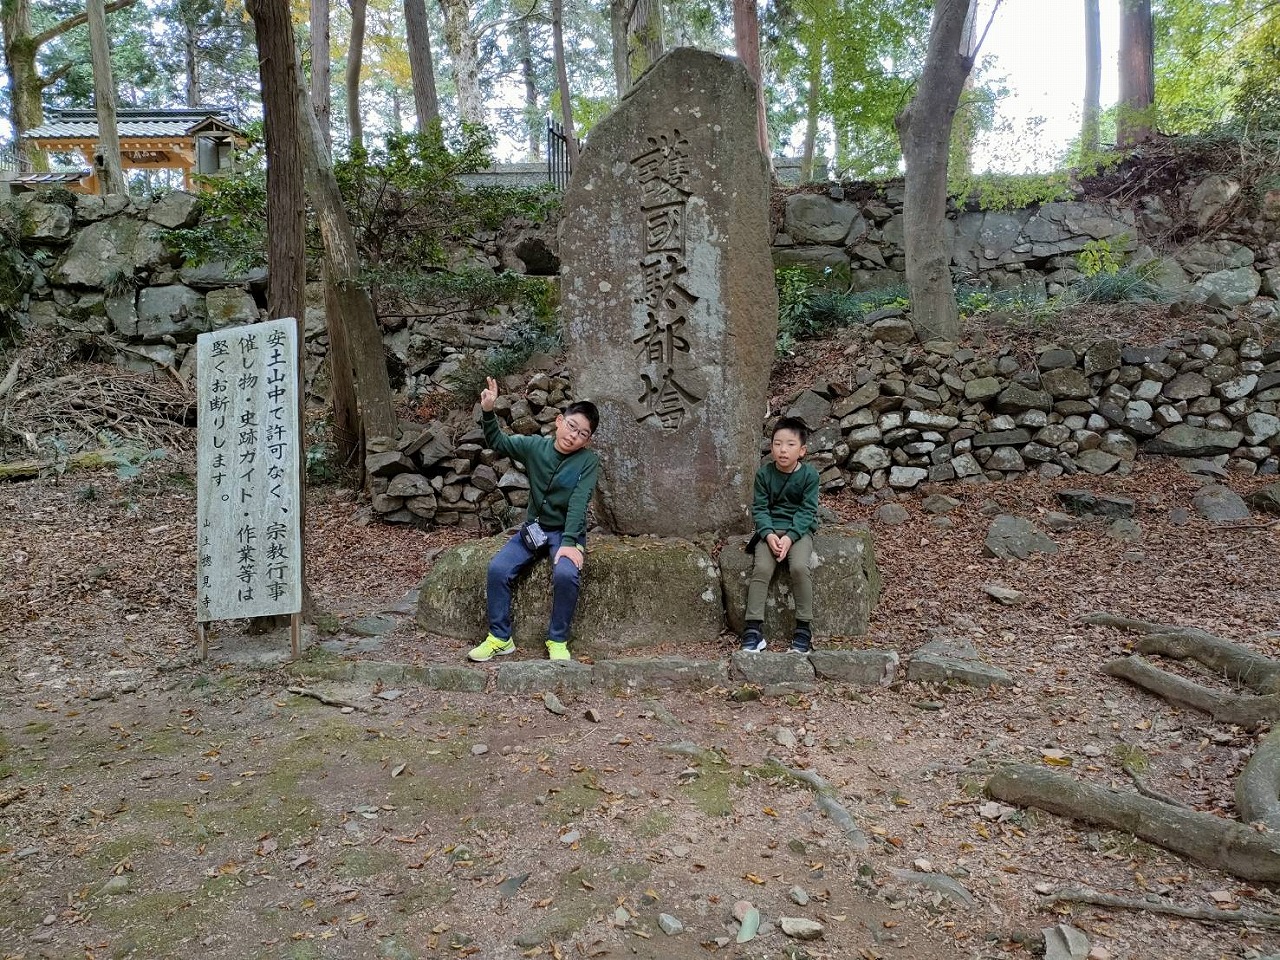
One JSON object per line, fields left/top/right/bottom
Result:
{"left": 195, "top": 317, "right": 304, "bottom": 659}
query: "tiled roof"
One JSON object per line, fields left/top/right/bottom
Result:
{"left": 24, "top": 108, "right": 245, "bottom": 141}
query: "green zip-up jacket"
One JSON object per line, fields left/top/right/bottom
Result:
{"left": 481, "top": 412, "right": 599, "bottom": 547}
{"left": 752, "top": 461, "right": 819, "bottom": 543}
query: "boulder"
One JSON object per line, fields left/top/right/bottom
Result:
{"left": 136, "top": 284, "right": 208, "bottom": 342}
{"left": 1192, "top": 485, "right": 1251, "bottom": 522}
{"left": 720, "top": 525, "right": 880, "bottom": 639}
{"left": 1056, "top": 490, "right": 1136, "bottom": 519}
{"left": 984, "top": 515, "right": 1058, "bottom": 560}
{"left": 1194, "top": 266, "right": 1261, "bottom": 308}
{"left": 417, "top": 535, "right": 727, "bottom": 654}
{"left": 206, "top": 287, "right": 260, "bottom": 330}
{"left": 52, "top": 217, "right": 174, "bottom": 289}
{"left": 1145, "top": 425, "right": 1244, "bottom": 458}
{"left": 146, "top": 190, "right": 201, "bottom": 229}
{"left": 23, "top": 201, "right": 72, "bottom": 241}
{"left": 907, "top": 639, "right": 1014, "bottom": 687}
{"left": 784, "top": 193, "right": 864, "bottom": 244}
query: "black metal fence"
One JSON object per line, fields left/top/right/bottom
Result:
{"left": 546, "top": 117, "right": 572, "bottom": 190}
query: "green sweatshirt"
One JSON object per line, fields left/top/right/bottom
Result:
{"left": 752, "top": 461, "right": 819, "bottom": 543}
{"left": 481, "top": 412, "right": 599, "bottom": 547}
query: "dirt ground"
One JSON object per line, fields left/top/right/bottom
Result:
{"left": 3, "top": 456, "right": 1280, "bottom": 960}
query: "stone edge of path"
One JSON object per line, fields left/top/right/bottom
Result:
{"left": 286, "top": 649, "right": 923, "bottom": 695}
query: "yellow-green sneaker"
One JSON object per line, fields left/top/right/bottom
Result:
{"left": 468, "top": 634, "right": 515, "bottom": 662}
{"left": 545, "top": 640, "right": 572, "bottom": 662}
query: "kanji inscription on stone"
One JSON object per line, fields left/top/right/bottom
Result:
{"left": 195, "top": 317, "right": 301, "bottom": 622}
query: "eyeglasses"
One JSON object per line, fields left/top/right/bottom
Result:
{"left": 562, "top": 419, "right": 592, "bottom": 441}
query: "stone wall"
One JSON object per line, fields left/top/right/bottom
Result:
{"left": 773, "top": 176, "right": 1280, "bottom": 308}
{"left": 8, "top": 188, "right": 558, "bottom": 401}
{"left": 8, "top": 169, "right": 1280, "bottom": 532}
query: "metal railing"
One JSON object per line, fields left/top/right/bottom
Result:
{"left": 546, "top": 117, "right": 572, "bottom": 190}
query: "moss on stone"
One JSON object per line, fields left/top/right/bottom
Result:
{"left": 678, "top": 766, "right": 736, "bottom": 818}
{"left": 335, "top": 848, "right": 401, "bottom": 880}
{"left": 631, "top": 811, "right": 674, "bottom": 839}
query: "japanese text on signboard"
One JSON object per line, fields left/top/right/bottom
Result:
{"left": 196, "top": 317, "right": 302, "bottom": 622}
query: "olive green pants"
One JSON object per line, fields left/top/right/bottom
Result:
{"left": 745, "top": 534, "right": 815, "bottom": 623}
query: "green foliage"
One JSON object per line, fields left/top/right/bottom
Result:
{"left": 775, "top": 266, "right": 915, "bottom": 353}
{"left": 305, "top": 442, "right": 340, "bottom": 485}
{"left": 379, "top": 269, "right": 558, "bottom": 321}
{"left": 1060, "top": 265, "right": 1165, "bottom": 306}
{"left": 86, "top": 431, "right": 167, "bottom": 481}
{"left": 765, "top": 0, "right": 933, "bottom": 178}
{"left": 166, "top": 148, "right": 268, "bottom": 271}
{"left": 443, "top": 320, "right": 563, "bottom": 405}
{"left": 335, "top": 127, "right": 558, "bottom": 270}
{"left": 1076, "top": 237, "right": 1126, "bottom": 278}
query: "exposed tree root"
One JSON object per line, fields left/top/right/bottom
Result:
{"left": 1123, "top": 762, "right": 1191, "bottom": 810}
{"left": 1042, "top": 887, "right": 1280, "bottom": 928}
{"left": 1237, "top": 729, "right": 1280, "bottom": 834}
{"left": 986, "top": 764, "right": 1280, "bottom": 884}
{"left": 1101, "top": 655, "right": 1280, "bottom": 728}
{"left": 763, "top": 757, "right": 868, "bottom": 850}
{"left": 1133, "top": 632, "right": 1280, "bottom": 695}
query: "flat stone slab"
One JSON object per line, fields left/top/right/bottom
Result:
{"left": 809, "top": 650, "right": 898, "bottom": 686}
{"left": 907, "top": 639, "right": 1014, "bottom": 687}
{"left": 730, "top": 651, "right": 816, "bottom": 685}
{"left": 417, "top": 535, "right": 725, "bottom": 654}
{"left": 495, "top": 661, "right": 593, "bottom": 694}
{"left": 1056, "top": 489, "right": 1136, "bottom": 519}
{"left": 984, "top": 515, "right": 1058, "bottom": 560}
{"left": 719, "top": 525, "right": 881, "bottom": 638}
{"left": 593, "top": 657, "right": 729, "bottom": 693}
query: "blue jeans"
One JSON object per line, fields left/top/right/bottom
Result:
{"left": 486, "top": 530, "right": 582, "bottom": 643}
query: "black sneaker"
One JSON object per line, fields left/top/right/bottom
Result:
{"left": 739, "top": 626, "right": 766, "bottom": 652}
{"left": 789, "top": 628, "right": 813, "bottom": 654}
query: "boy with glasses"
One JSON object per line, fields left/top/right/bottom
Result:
{"left": 467, "top": 376, "right": 601, "bottom": 662}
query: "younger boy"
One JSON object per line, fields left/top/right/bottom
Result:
{"left": 467, "top": 377, "right": 600, "bottom": 663}
{"left": 741, "top": 416, "right": 820, "bottom": 653}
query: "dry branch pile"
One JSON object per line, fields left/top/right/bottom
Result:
{"left": 0, "top": 345, "right": 193, "bottom": 471}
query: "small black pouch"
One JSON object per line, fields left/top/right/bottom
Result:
{"left": 520, "top": 520, "right": 549, "bottom": 552}
{"left": 744, "top": 533, "right": 760, "bottom": 554}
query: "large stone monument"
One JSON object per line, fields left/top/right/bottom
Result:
{"left": 559, "top": 47, "right": 778, "bottom": 536}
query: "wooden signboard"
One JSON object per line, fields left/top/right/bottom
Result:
{"left": 195, "top": 317, "right": 302, "bottom": 657}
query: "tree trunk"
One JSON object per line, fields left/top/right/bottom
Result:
{"left": 551, "top": 0, "right": 578, "bottom": 166}
{"left": 732, "top": 0, "right": 769, "bottom": 159}
{"left": 1117, "top": 0, "right": 1155, "bottom": 146}
{"left": 1, "top": 0, "right": 138, "bottom": 172}
{"left": 87, "top": 0, "right": 126, "bottom": 196}
{"left": 347, "top": 0, "right": 367, "bottom": 150}
{"left": 294, "top": 52, "right": 398, "bottom": 458}
{"left": 183, "top": 16, "right": 200, "bottom": 105}
{"left": 608, "top": 0, "right": 632, "bottom": 95}
{"left": 404, "top": 0, "right": 441, "bottom": 133}
{"left": 800, "top": 38, "right": 822, "bottom": 182}
{"left": 515, "top": 17, "right": 539, "bottom": 159}
{"left": 438, "top": 0, "right": 484, "bottom": 125}
{"left": 310, "top": 0, "right": 331, "bottom": 150}
{"left": 246, "top": 0, "right": 309, "bottom": 623}
{"left": 628, "top": 0, "right": 664, "bottom": 84}
{"left": 894, "top": 0, "right": 987, "bottom": 342}
{"left": 1082, "top": 0, "right": 1101, "bottom": 153}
